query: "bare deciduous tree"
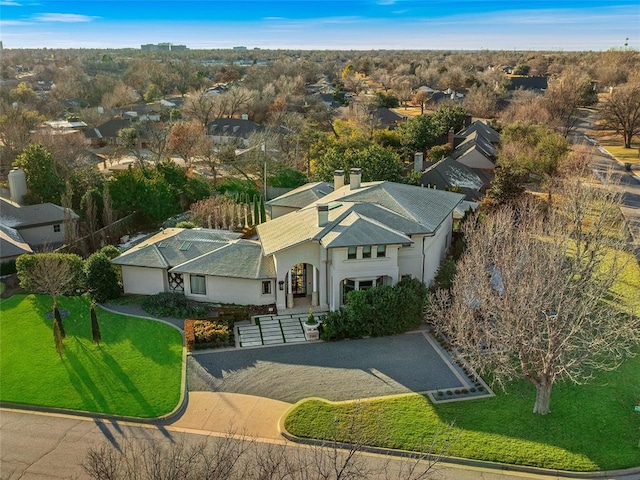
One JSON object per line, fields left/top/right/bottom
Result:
{"left": 599, "top": 80, "right": 640, "bottom": 149}
{"left": 432, "top": 179, "right": 639, "bottom": 415}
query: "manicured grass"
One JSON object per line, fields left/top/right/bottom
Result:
{"left": 286, "top": 359, "right": 640, "bottom": 471}
{"left": 603, "top": 144, "right": 640, "bottom": 165}
{"left": 285, "top": 253, "right": 640, "bottom": 471}
{"left": 0, "top": 294, "right": 183, "bottom": 418}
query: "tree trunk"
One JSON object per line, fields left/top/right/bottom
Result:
{"left": 533, "top": 381, "right": 553, "bottom": 415}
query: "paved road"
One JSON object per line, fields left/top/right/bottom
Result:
{"left": 6, "top": 408, "right": 639, "bottom": 480}
{"left": 188, "top": 331, "right": 466, "bottom": 402}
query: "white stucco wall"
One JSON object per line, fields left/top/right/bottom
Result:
{"left": 422, "top": 214, "right": 453, "bottom": 285}
{"left": 19, "top": 224, "right": 65, "bottom": 248}
{"left": 328, "top": 245, "right": 401, "bottom": 310}
{"left": 184, "top": 274, "right": 276, "bottom": 306}
{"left": 121, "top": 266, "right": 167, "bottom": 295}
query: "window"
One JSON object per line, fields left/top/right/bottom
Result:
{"left": 190, "top": 275, "right": 206, "bottom": 295}
{"left": 376, "top": 245, "right": 386, "bottom": 258}
{"left": 262, "top": 281, "right": 272, "bottom": 295}
{"left": 53, "top": 224, "right": 61, "bottom": 233}
{"left": 362, "top": 245, "right": 372, "bottom": 259}
{"left": 359, "top": 280, "right": 374, "bottom": 290}
{"left": 347, "top": 246, "right": 357, "bottom": 259}
{"left": 342, "top": 279, "right": 355, "bottom": 304}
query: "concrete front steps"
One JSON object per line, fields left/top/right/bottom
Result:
{"left": 235, "top": 313, "right": 314, "bottom": 348}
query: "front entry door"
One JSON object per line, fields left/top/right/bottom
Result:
{"left": 291, "top": 264, "right": 307, "bottom": 297}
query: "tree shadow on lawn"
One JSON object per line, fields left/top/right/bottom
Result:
{"left": 61, "top": 338, "right": 162, "bottom": 417}
{"left": 431, "top": 372, "right": 640, "bottom": 470}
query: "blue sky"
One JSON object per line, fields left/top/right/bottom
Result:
{"left": 1, "top": 0, "right": 638, "bottom": 50}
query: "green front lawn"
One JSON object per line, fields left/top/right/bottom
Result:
{"left": 0, "top": 294, "right": 183, "bottom": 418}
{"left": 285, "top": 252, "right": 640, "bottom": 471}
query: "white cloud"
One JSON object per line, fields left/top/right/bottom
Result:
{"left": 34, "top": 13, "right": 99, "bottom": 23}
{"left": 0, "top": 1, "right": 22, "bottom": 5}
{"left": 0, "top": 20, "right": 32, "bottom": 26}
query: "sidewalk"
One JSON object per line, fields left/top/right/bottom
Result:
{"left": 168, "top": 391, "right": 291, "bottom": 440}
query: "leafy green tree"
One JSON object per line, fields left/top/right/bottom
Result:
{"left": 314, "top": 143, "right": 403, "bottom": 183}
{"left": 268, "top": 165, "right": 307, "bottom": 188}
{"left": 13, "top": 144, "right": 65, "bottom": 204}
{"left": 85, "top": 252, "right": 120, "bottom": 302}
{"left": 396, "top": 115, "right": 438, "bottom": 158}
{"left": 486, "top": 165, "right": 528, "bottom": 205}
{"left": 430, "top": 105, "right": 469, "bottom": 137}
{"left": 373, "top": 91, "right": 400, "bottom": 108}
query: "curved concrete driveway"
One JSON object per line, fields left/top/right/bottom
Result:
{"left": 187, "top": 331, "right": 465, "bottom": 403}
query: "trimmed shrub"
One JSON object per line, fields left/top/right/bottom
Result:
{"left": 98, "top": 245, "right": 122, "bottom": 260}
{"left": 320, "top": 276, "right": 428, "bottom": 341}
{"left": 141, "top": 292, "right": 208, "bottom": 318}
{"left": 85, "top": 252, "right": 121, "bottom": 302}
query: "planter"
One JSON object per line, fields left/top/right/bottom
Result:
{"left": 303, "top": 322, "right": 319, "bottom": 341}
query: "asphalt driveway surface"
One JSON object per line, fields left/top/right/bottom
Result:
{"left": 187, "top": 331, "right": 465, "bottom": 403}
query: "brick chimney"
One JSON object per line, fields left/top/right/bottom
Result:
{"left": 334, "top": 170, "right": 345, "bottom": 190}
{"left": 317, "top": 204, "right": 329, "bottom": 227}
{"left": 349, "top": 168, "right": 361, "bottom": 190}
{"left": 413, "top": 152, "right": 424, "bottom": 172}
{"left": 448, "top": 128, "right": 455, "bottom": 148}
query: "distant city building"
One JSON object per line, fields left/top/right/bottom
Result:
{"left": 233, "top": 46, "right": 247, "bottom": 50}
{"left": 141, "top": 43, "right": 188, "bottom": 52}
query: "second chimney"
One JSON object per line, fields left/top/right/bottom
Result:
{"left": 349, "top": 168, "right": 361, "bottom": 190}
{"left": 334, "top": 170, "right": 345, "bottom": 190}
{"left": 317, "top": 204, "right": 329, "bottom": 227}
{"left": 413, "top": 152, "right": 424, "bottom": 172}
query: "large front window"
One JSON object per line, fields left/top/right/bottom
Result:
{"left": 342, "top": 277, "right": 385, "bottom": 304}
{"left": 190, "top": 275, "right": 206, "bottom": 295}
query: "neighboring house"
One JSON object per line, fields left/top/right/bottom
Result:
{"left": 450, "top": 129, "right": 498, "bottom": 171}
{"left": 112, "top": 228, "right": 277, "bottom": 306}
{"left": 120, "top": 103, "right": 161, "bottom": 122}
{"left": 113, "top": 169, "right": 464, "bottom": 313}
{"left": 420, "top": 156, "right": 486, "bottom": 201}
{"left": 84, "top": 118, "right": 133, "bottom": 147}
{"left": 507, "top": 76, "right": 548, "bottom": 91}
{"left": 0, "top": 197, "right": 78, "bottom": 253}
{"left": 206, "top": 117, "right": 264, "bottom": 148}
{"left": 373, "top": 108, "right": 407, "bottom": 130}
{"left": 456, "top": 120, "right": 501, "bottom": 145}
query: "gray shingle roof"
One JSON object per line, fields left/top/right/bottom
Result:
{"left": 421, "top": 156, "right": 485, "bottom": 193}
{"left": 0, "top": 198, "right": 77, "bottom": 228}
{"left": 0, "top": 223, "right": 32, "bottom": 259}
{"left": 457, "top": 121, "right": 501, "bottom": 144}
{"left": 320, "top": 212, "right": 411, "bottom": 248}
{"left": 170, "top": 240, "right": 275, "bottom": 279}
{"left": 112, "top": 228, "right": 242, "bottom": 268}
{"left": 266, "top": 182, "right": 333, "bottom": 209}
{"left": 452, "top": 131, "right": 496, "bottom": 160}
{"left": 258, "top": 181, "right": 464, "bottom": 255}
{"left": 206, "top": 118, "right": 264, "bottom": 138}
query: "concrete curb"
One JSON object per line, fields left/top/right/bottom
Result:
{"left": 1, "top": 305, "right": 190, "bottom": 426}
{"left": 278, "top": 397, "right": 640, "bottom": 479}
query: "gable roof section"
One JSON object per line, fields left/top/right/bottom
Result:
{"left": 112, "top": 228, "right": 242, "bottom": 268}
{"left": 0, "top": 223, "right": 32, "bottom": 259}
{"left": 0, "top": 198, "right": 77, "bottom": 229}
{"left": 170, "top": 240, "right": 275, "bottom": 279}
{"left": 89, "top": 118, "right": 132, "bottom": 139}
{"left": 457, "top": 121, "right": 501, "bottom": 144}
{"left": 266, "top": 182, "right": 333, "bottom": 209}
{"left": 315, "top": 182, "right": 465, "bottom": 233}
{"left": 421, "top": 157, "right": 485, "bottom": 192}
{"left": 452, "top": 130, "right": 496, "bottom": 160}
{"left": 319, "top": 212, "right": 412, "bottom": 249}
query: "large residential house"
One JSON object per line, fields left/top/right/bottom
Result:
{"left": 113, "top": 169, "right": 464, "bottom": 312}
{"left": 206, "top": 117, "right": 264, "bottom": 148}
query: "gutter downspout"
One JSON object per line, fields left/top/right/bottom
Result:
{"left": 421, "top": 236, "right": 426, "bottom": 283}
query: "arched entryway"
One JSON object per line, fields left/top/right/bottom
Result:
{"left": 285, "top": 263, "right": 319, "bottom": 309}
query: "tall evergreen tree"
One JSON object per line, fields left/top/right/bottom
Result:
{"left": 90, "top": 302, "right": 102, "bottom": 346}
